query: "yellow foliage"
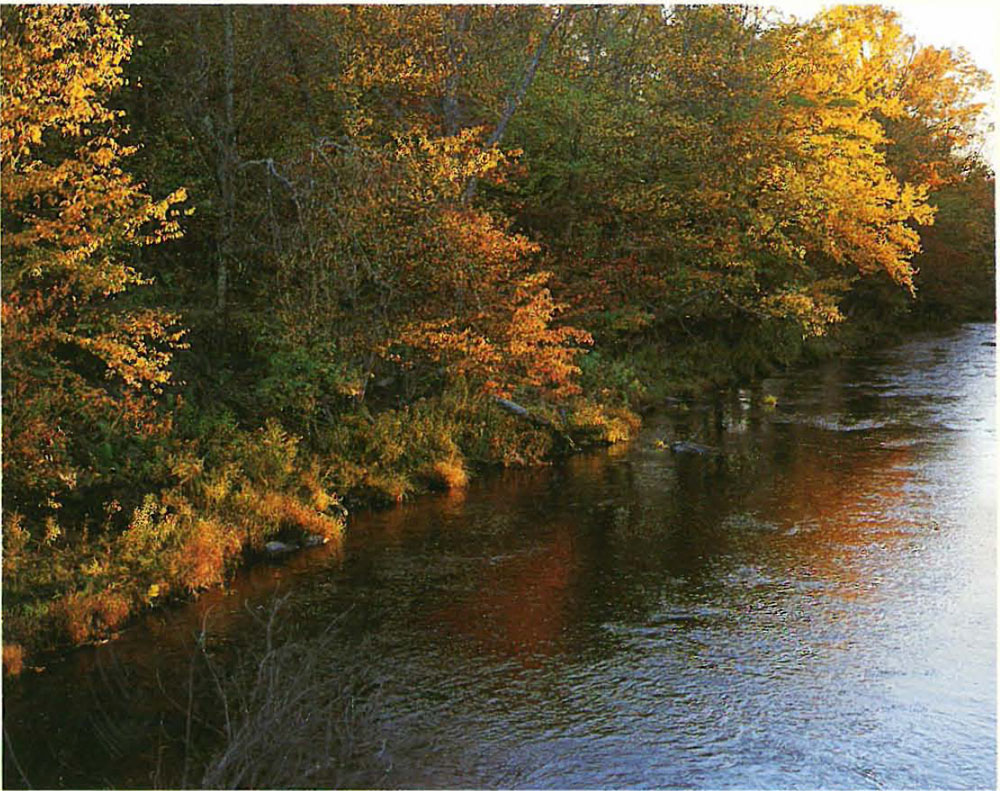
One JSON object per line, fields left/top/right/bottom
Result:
{"left": 568, "top": 402, "right": 641, "bottom": 444}
{"left": 255, "top": 492, "right": 344, "bottom": 541}
{"left": 2, "top": 512, "right": 30, "bottom": 574}
{"left": 2, "top": 5, "right": 187, "bottom": 513}
{"left": 428, "top": 457, "right": 469, "bottom": 490}
{"left": 3, "top": 644, "right": 25, "bottom": 677}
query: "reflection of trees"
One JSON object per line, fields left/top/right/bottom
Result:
{"left": 3, "top": 379, "right": 952, "bottom": 791}
{"left": 427, "top": 523, "right": 577, "bottom": 667}
{"left": 5, "top": 358, "right": 964, "bottom": 788}
{"left": 424, "top": 404, "right": 922, "bottom": 662}
{"left": 738, "top": 423, "right": 916, "bottom": 596}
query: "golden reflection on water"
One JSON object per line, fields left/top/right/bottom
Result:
{"left": 423, "top": 415, "right": 927, "bottom": 659}
{"left": 742, "top": 433, "right": 919, "bottom": 597}
{"left": 427, "top": 523, "right": 578, "bottom": 667}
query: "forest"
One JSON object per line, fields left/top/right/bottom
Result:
{"left": 1, "top": 4, "right": 994, "bottom": 672}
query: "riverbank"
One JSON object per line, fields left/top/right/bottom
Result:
{"left": 4, "top": 4, "right": 994, "bottom": 680}
{"left": 2, "top": 309, "right": 936, "bottom": 673}
{"left": 2, "top": 383, "right": 642, "bottom": 672}
{"left": 4, "top": 323, "right": 994, "bottom": 790}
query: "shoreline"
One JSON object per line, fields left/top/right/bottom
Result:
{"left": 7, "top": 314, "right": 979, "bottom": 674}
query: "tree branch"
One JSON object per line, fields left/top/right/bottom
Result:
{"left": 462, "top": 7, "right": 571, "bottom": 205}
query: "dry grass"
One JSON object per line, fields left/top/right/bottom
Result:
{"left": 428, "top": 457, "right": 469, "bottom": 490}
{"left": 174, "top": 518, "right": 243, "bottom": 592}
{"left": 567, "top": 401, "right": 641, "bottom": 443}
{"left": 2, "top": 385, "right": 625, "bottom": 663}
{"left": 60, "top": 589, "right": 132, "bottom": 645}
{"left": 253, "top": 491, "right": 344, "bottom": 540}
{"left": 2, "top": 643, "right": 24, "bottom": 676}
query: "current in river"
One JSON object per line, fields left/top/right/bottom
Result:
{"left": 3, "top": 323, "right": 996, "bottom": 789}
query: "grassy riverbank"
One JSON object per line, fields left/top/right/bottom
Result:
{"left": 2, "top": 384, "right": 641, "bottom": 671}
{"left": 2, "top": 313, "right": 909, "bottom": 672}
{"left": 3, "top": 5, "right": 993, "bottom": 674}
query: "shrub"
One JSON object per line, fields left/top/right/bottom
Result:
{"left": 3, "top": 643, "right": 25, "bottom": 676}
{"left": 426, "top": 457, "right": 469, "bottom": 490}
{"left": 59, "top": 589, "right": 131, "bottom": 645}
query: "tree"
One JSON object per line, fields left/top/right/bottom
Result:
{"left": 503, "top": 6, "right": 947, "bottom": 341}
{"left": 2, "top": 5, "right": 186, "bottom": 517}
{"left": 912, "top": 159, "right": 995, "bottom": 320}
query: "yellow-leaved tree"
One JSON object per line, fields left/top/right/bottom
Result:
{"left": 1, "top": 5, "right": 187, "bottom": 517}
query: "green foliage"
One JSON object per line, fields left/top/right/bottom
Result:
{"left": 912, "top": 164, "right": 996, "bottom": 322}
{"left": 254, "top": 339, "right": 362, "bottom": 435}
{"left": 578, "top": 350, "right": 646, "bottom": 407}
{"left": 315, "top": 384, "right": 552, "bottom": 503}
{"left": 3, "top": 4, "right": 993, "bottom": 667}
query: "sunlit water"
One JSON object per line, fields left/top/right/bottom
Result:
{"left": 4, "top": 324, "right": 996, "bottom": 789}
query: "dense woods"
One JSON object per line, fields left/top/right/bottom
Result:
{"left": 2, "top": 4, "right": 994, "bottom": 669}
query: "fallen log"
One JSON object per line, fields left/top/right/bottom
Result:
{"left": 493, "top": 397, "right": 578, "bottom": 451}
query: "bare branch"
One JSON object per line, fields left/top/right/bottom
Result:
{"left": 462, "top": 6, "right": 573, "bottom": 204}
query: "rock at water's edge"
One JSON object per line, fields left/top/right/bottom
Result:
{"left": 670, "top": 440, "right": 718, "bottom": 456}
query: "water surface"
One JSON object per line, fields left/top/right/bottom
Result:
{"left": 4, "top": 324, "right": 996, "bottom": 788}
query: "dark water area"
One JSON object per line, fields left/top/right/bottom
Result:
{"left": 4, "top": 324, "right": 996, "bottom": 789}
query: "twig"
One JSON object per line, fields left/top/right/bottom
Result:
{"left": 3, "top": 726, "right": 33, "bottom": 789}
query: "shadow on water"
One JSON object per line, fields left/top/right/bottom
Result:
{"left": 3, "top": 324, "right": 996, "bottom": 789}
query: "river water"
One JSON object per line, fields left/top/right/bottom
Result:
{"left": 4, "top": 324, "right": 996, "bottom": 789}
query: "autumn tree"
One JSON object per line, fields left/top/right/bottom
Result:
{"left": 502, "top": 6, "right": 966, "bottom": 345}
{"left": 1, "top": 5, "right": 186, "bottom": 518}
{"left": 123, "top": 5, "right": 592, "bottom": 420}
{"left": 793, "top": 6, "right": 993, "bottom": 322}
{"left": 911, "top": 159, "right": 995, "bottom": 321}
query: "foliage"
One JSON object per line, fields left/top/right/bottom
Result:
{"left": 1, "top": 6, "right": 186, "bottom": 518}
{"left": 912, "top": 162, "right": 995, "bottom": 320}
{"left": 2, "top": 4, "right": 993, "bottom": 665}
{"left": 2, "top": 412, "right": 347, "bottom": 658}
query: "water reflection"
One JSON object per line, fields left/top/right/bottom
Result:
{"left": 3, "top": 325, "right": 995, "bottom": 789}
{"left": 428, "top": 523, "right": 577, "bottom": 666}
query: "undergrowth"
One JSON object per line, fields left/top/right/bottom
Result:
{"left": 2, "top": 314, "right": 904, "bottom": 671}
{"left": 2, "top": 384, "right": 636, "bottom": 670}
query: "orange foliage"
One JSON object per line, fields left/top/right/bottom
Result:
{"left": 248, "top": 492, "right": 344, "bottom": 542}
{"left": 273, "top": 113, "right": 591, "bottom": 399}
{"left": 173, "top": 519, "right": 242, "bottom": 592}
{"left": 59, "top": 589, "right": 131, "bottom": 645}
{"left": 399, "top": 271, "right": 592, "bottom": 399}
{"left": 1, "top": 6, "right": 187, "bottom": 513}
{"left": 428, "top": 457, "right": 469, "bottom": 490}
{"left": 2, "top": 644, "right": 25, "bottom": 677}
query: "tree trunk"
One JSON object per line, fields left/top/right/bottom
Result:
{"left": 217, "top": 5, "right": 236, "bottom": 317}
{"left": 443, "top": 8, "right": 471, "bottom": 137}
{"left": 278, "top": 6, "right": 322, "bottom": 139}
{"left": 462, "top": 7, "right": 570, "bottom": 205}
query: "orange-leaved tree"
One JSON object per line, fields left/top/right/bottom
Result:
{"left": 259, "top": 7, "right": 593, "bottom": 405}
{"left": 1, "top": 5, "right": 187, "bottom": 518}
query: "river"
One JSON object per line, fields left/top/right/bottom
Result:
{"left": 3, "top": 323, "right": 996, "bottom": 789}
